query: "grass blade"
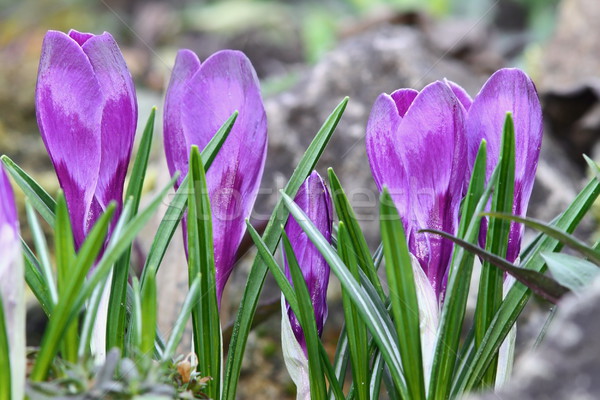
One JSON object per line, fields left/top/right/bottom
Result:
{"left": 337, "top": 222, "right": 369, "bottom": 400}
{"left": 0, "top": 295, "right": 11, "bottom": 400}
{"left": 22, "top": 241, "right": 54, "bottom": 316}
{"left": 541, "top": 252, "right": 600, "bottom": 292}
{"left": 380, "top": 189, "right": 425, "bottom": 399}
{"left": 474, "top": 114, "right": 515, "bottom": 386}
{"left": 223, "top": 97, "right": 348, "bottom": 400}
{"left": 1, "top": 155, "right": 56, "bottom": 225}
{"left": 187, "top": 146, "right": 220, "bottom": 399}
{"left": 329, "top": 167, "right": 384, "bottom": 298}
{"left": 162, "top": 274, "right": 202, "bottom": 361}
{"left": 485, "top": 213, "right": 600, "bottom": 265}
{"left": 283, "top": 233, "right": 328, "bottom": 400}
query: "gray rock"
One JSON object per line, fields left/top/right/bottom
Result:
{"left": 473, "top": 276, "right": 600, "bottom": 400}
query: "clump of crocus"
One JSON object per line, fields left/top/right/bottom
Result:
{"left": 163, "top": 49, "right": 267, "bottom": 303}
{"left": 36, "top": 30, "right": 137, "bottom": 249}
{"left": 281, "top": 171, "right": 333, "bottom": 399}
{"left": 0, "top": 165, "right": 25, "bottom": 400}
{"left": 365, "top": 67, "right": 542, "bottom": 386}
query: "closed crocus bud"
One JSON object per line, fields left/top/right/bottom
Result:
{"left": 460, "top": 68, "right": 543, "bottom": 263}
{"left": 0, "top": 166, "right": 25, "bottom": 400}
{"left": 36, "top": 30, "right": 137, "bottom": 248}
{"left": 366, "top": 82, "right": 467, "bottom": 384}
{"left": 281, "top": 171, "right": 332, "bottom": 400}
{"left": 163, "top": 49, "right": 267, "bottom": 303}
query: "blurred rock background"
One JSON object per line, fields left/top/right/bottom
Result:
{"left": 2, "top": 0, "right": 599, "bottom": 398}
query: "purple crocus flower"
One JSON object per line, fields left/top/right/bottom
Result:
{"left": 163, "top": 49, "right": 267, "bottom": 302}
{"left": 283, "top": 171, "right": 333, "bottom": 353}
{"left": 36, "top": 30, "right": 137, "bottom": 249}
{"left": 0, "top": 166, "right": 25, "bottom": 399}
{"left": 366, "top": 81, "right": 467, "bottom": 299}
{"left": 457, "top": 68, "right": 543, "bottom": 263}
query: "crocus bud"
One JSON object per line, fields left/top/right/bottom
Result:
{"left": 281, "top": 171, "right": 332, "bottom": 400}
{"left": 0, "top": 166, "right": 25, "bottom": 400}
{"left": 366, "top": 82, "right": 466, "bottom": 384}
{"left": 366, "top": 81, "right": 467, "bottom": 299}
{"left": 163, "top": 49, "right": 267, "bottom": 303}
{"left": 36, "top": 30, "right": 137, "bottom": 248}
{"left": 460, "top": 68, "right": 543, "bottom": 262}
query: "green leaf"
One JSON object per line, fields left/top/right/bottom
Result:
{"left": 280, "top": 190, "right": 408, "bottom": 398}
{"left": 283, "top": 233, "right": 328, "bottom": 400}
{"left": 1, "top": 155, "right": 56, "bottom": 226}
{"left": 485, "top": 213, "right": 600, "bottom": 265}
{"left": 428, "top": 140, "right": 488, "bottom": 400}
{"left": 474, "top": 113, "right": 515, "bottom": 386}
{"left": 337, "top": 222, "right": 369, "bottom": 400}
{"left": 107, "top": 107, "right": 156, "bottom": 353}
{"left": 329, "top": 168, "right": 384, "bottom": 299}
{"left": 452, "top": 175, "right": 600, "bottom": 396}
{"left": 54, "top": 193, "right": 78, "bottom": 364}
{"left": 79, "top": 277, "right": 110, "bottom": 360}
{"left": 139, "top": 111, "right": 237, "bottom": 289}
{"left": 140, "top": 272, "right": 157, "bottom": 357}
{"left": 187, "top": 146, "right": 220, "bottom": 399}
{"left": 22, "top": 241, "right": 54, "bottom": 316}
{"left": 583, "top": 154, "right": 600, "bottom": 181}
{"left": 25, "top": 201, "right": 58, "bottom": 305}
{"left": 542, "top": 252, "right": 600, "bottom": 292}
{"left": 424, "top": 229, "right": 569, "bottom": 303}
{"left": 162, "top": 274, "right": 202, "bottom": 361}
{"left": 223, "top": 97, "right": 348, "bottom": 400}
{"left": 380, "top": 189, "right": 426, "bottom": 400}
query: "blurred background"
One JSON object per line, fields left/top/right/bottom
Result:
{"left": 2, "top": 0, "right": 599, "bottom": 398}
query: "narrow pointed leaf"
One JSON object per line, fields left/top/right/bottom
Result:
{"left": 380, "top": 188, "right": 425, "bottom": 399}
{"left": 1, "top": 155, "right": 56, "bottom": 226}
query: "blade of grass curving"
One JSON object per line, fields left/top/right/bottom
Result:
{"left": 30, "top": 202, "right": 116, "bottom": 381}
{"left": 475, "top": 114, "right": 515, "bottom": 386}
{"left": 25, "top": 201, "right": 57, "bottom": 305}
{"left": 380, "top": 189, "right": 425, "bottom": 400}
{"left": 424, "top": 230, "right": 569, "bottom": 303}
{"left": 283, "top": 233, "right": 328, "bottom": 400}
{"left": 452, "top": 176, "right": 600, "bottom": 396}
{"left": 1, "top": 155, "right": 56, "bottom": 226}
{"left": 54, "top": 193, "right": 78, "bottom": 363}
{"left": 281, "top": 190, "right": 408, "bottom": 398}
{"left": 329, "top": 168, "right": 384, "bottom": 299}
{"left": 485, "top": 213, "right": 600, "bottom": 264}
{"left": 247, "top": 222, "right": 344, "bottom": 399}
{"left": 162, "top": 274, "right": 201, "bottom": 361}
{"left": 427, "top": 140, "right": 488, "bottom": 400}
{"left": 541, "top": 252, "right": 600, "bottom": 292}
{"left": 107, "top": 107, "right": 156, "bottom": 353}
{"left": 369, "top": 351, "right": 384, "bottom": 399}
{"left": 22, "top": 241, "right": 53, "bottom": 316}
{"left": 223, "top": 97, "right": 348, "bottom": 400}
{"left": 337, "top": 222, "right": 369, "bottom": 400}
{"left": 187, "top": 146, "right": 220, "bottom": 399}
{"left": 139, "top": 112, "right": 236, "bottom": 289}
